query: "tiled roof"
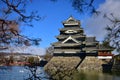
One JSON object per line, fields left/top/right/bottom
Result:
{"left": 59, "top": 27, "right": 83, "bottom": 31}
{"left": 62, "top": 16, "right": 80, "bottom": 25}
{"left": 86, "top": 37, "right": 96, "bottom": 42}
{"left": 98, "top": 44, "right": 114, "bottom": 51}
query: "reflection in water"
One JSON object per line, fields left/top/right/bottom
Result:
{"left": 24, "top": 65, "right": 49, "bottom": 80}
{"left": 0, "top": 66, "right": 120, "bottom": 80}
{"left": 0, "top": 66, "right": 49, "bottom": 80}
{"left": 0, "top": 66, "right": 12, "bottom": 71}
{"left": 74, "top": 71, "right": 120, "bottom": 80}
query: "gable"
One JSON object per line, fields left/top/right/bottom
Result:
{"left": 62, "top": 36, "right": 79, "bottom": 43}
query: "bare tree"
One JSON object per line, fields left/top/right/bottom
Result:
{"left": 104, "top": 14, "right": 120, "bottom": 53}
{"left": 0, "top": 0, "right": 41, "bottom": 50}
{"left": 24, "top": 65, "right": 49, "bottom": 80}
{"left": 51, "top": 0, "right": 98, "bottom": 14}
{"left": 72, "top": 0, "right": 100, "bottom": 14}
{"left": 71, "top": 0, "right": 120, "bottom": 53}
{"left": 44, "top": 46, "right": 54, "bottom": 61}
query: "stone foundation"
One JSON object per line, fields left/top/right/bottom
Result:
{"left": 44, "top": 56, "right": 112, "bottom": 79}
{"left": 44, "top": 56, "right": 81, "bottom": 72}
{"left": 112, "top": 65, "right": 120, "bottom": 72}
{"left": 44, "top": 56, "right": 81, "bottom": 79}
{"left": 77, "top": 56, "right": 107, "bottom": 71}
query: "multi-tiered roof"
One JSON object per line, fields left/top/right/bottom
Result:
{"left": 52, "top": 16, "right": 113, "bottom": 57}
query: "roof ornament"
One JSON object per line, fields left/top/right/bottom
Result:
{"left": 67, "top": 15, "right": 76, "bottom": 22}
{"left": 62, "top": 36, "right": 79, "bottom": 43}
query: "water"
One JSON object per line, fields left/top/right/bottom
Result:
{"left": 74, "top": 71, "right": 120, "bottom": 80}
{"left": 0, "top": 66, "right": 120, "bottom": 80}
{"left": 0, "top": 66, "right": 49, "bottom": 80}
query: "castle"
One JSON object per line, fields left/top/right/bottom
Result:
{"left": 52, "top": 16, "right": 113, "bottom": 59}
{"left": 44, "top": 16, "right": 114, "bottom": 76}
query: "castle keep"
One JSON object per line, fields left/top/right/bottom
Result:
{"left": 44, "top": 16, "right": 113, "bottom": 75}
{"left": 52, "top": 16, "right": 113, "bottom": 58}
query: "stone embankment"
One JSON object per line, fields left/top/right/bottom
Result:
{"left": 44, "top": 56, "right": 81, "bottom": 79}
{"left": 44, "top": 56, "right": 112, "bottom": 79}
{"left": 112, "top": 65, "right": 120, "bottom": 72}
{"left": 78, "top": 56, "right": 110, "bottom": 71}
{"left": 44, "top": 56, "right": 81, "bottom": 71}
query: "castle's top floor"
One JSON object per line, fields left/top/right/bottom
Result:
{"left": 62, "top": 16, "right": 80, "bottom": 26}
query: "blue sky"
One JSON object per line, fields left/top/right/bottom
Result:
{"left": 16, "top": 0, "right": 120, "bottom": 55}
{"left": 22, "top": 0, "right": 86, "bottom": 48}
{"left": 21, "top": 0, "right": 104, "bottom": 48}
{"left": 1, "top": 0, "right": 120, "bottom": 55}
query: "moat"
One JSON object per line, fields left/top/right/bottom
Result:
{"left": 0, "top": 66, "right": 120, "bottom": 80}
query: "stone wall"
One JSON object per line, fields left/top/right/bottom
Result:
{"left": 77, "top": 56, "right": 107, "bottom": 71}
{"left": 44, "top": 56, "right": 112, "bottom": 79}
{"left": 44, "top": 56, "right": 81, "bottom": 79}
{"left": 112, "top": 65, "right": 120, "bottom": 72}
{"left": 44, "top": 56, "right": 81, "bottom": 72}
{"left": 45, "top": 56, "right": 111, "bottom": 71}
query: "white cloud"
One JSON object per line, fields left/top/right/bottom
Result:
{"left": 1, "top": 46, "right": 46, "bottom": 55}
{"left": 84, "top": 0, "right": 120, "bottom": 42}
{"left": 23, "top": 46, "right": 46, "bottom": 55}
